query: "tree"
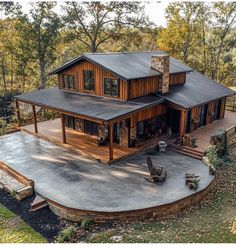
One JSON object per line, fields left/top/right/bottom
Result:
{"left": 63, "top": 1, "right": 150, "bottom": 53}
{"left": 210, "top": 2, "right": 236, "bottom": 80}
{"left": 19, "top": 2, "right": 61, "bottom": 89}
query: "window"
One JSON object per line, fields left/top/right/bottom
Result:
{"left": 137, "top": 121, "right": 144, "bottom": 136}
{"left": 104, "top": 78, "right": 119, "bottom": 96}
{"left": 83, "top": 70, "right": 95, "bottom": 91}
{"left": 62, "top": 74, "right": 75, "bottom": 90}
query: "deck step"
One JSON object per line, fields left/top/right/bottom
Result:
{"left": 181, "top": 146, "right": 204, "bottom": 155}
{"left": 177, "top": 150, "right": 203, "bottom": 160}
{"left": 181, "top": 147, "right": 204, "bottom": 157}
{"left": 31, "top": 196, "right": 48, "bottom": 211}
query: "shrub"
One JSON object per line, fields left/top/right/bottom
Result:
{"left": 206, "top": 146, "right": 222, "bottom": 169}
{"left": 56, "top": 226, "right": 76, "bottom": 243}
{"left": 80, "top": 217, "right": 93, "bottom": 230}
{"left": 0, "top": 118, "right": 7, "bottom": 135}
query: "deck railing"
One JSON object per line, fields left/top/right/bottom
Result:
{"left": 226, "top": 95, "right": 236, "bottom": 112}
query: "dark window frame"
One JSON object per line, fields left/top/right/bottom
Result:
{"left": 83, "top": 70, "right": 95, "bottom": 91}
{"left": 62, "top": 74, "right": 75, "bottom": 90}
{"left": 103, "top": 78, "right": 120, "bottom": 97}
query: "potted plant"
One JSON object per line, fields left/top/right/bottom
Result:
{"left": 190, "top": 136, "right": 197, "bottom": 148}
{"left": 189, "top": 178, "right": 200, "bottom": 190}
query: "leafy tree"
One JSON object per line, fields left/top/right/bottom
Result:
{"left": 19, "top": 2, "right": 61, "bottom": 89}
{"left": 63, "top": 1, "right": 150, "bottom": 53}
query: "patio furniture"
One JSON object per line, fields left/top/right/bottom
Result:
{"left": 158, "top": 141, "right": 167, "bottom": 152}
{"left": 145, "top": 156, "right": 167, "bottom": 184}
{"left": 185, "top": 173, "right": 200, "bottom": 189}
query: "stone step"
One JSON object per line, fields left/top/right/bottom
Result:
{"left": 15, "top": 186, "right": 34, "bottom": 201}
{"left": 31, "top": 195, "right": 48, "bottom": 211}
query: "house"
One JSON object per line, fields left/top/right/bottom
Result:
{"left": 15, "top": 51, "right": 235, "bottom": 162}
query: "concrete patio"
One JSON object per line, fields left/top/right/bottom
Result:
{"left": 0, "top": 131, "right": 214, "bottom": 212}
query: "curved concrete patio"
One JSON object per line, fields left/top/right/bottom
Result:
{"left": 0, "top": 132, "right": 214, "bottom": 212}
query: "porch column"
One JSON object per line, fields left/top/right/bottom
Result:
{"left": 109, "top": 123, "right": 113, "bottom": 161}
{"left": 61, "top": 113, "right": 66, "bottom": 143}
{"left": 180, "top": 109, "right": 187, "bottom": 143}
{"left": 32, "top": 104, "right": 38, "bottom": 134}
{"left": 15, "top": 100, "right": 21, "bottom": 126}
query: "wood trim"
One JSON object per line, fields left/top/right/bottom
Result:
{"left": 32, "top": 105, "right": 38, "bottom": 134}
{"left": 15, "top": 100, "right": 21, "bottom": 126}
{"left": 109, "top": 123, "right": 113, "bottom": 161}
{"left": 61, "top": 114, "right": 66, "bottom": 143}
{"left": 180, "top": 110, "right": 187, "bottom": 140}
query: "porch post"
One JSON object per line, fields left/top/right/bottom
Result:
{"left": 180, "top": 109, "right": 187, "bottom": 143}
{"left": 15, "top": 100, "right": 21, "bottom": 126}
{"left": 109, "top": 122, "right": 113, "bottom": 161}
{"left": 61, "top": 113, "right": 66, "bottom": 143}
{"left": 32, "top": 104, "right": 38, "bottom": 134}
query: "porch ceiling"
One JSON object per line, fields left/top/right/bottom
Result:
{"left": 15, "top": 87, "right": 164, "bottom": 122}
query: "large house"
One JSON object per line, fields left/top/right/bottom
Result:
{"left": 15, "top": 51, "right": 235, "bottom": 162}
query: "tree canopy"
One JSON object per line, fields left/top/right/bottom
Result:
{"left": 0, "top": 1, "right": 235, "bottom": 94}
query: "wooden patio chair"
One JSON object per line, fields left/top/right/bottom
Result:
{"left": 145, "top": 156, "right": 167, "bottom": 184}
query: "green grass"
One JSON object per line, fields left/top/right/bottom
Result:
{"left": 0, "top": 204, "right": 47, "bottom": 243}
{"left": 85, "top": 158, "right": 236, "bottom": 243}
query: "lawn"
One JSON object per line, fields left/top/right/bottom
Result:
{"left": 72, "top": 149, "right": 236, "bottom": 243}
{"left": 0, "top": 203, "right": 47, "bottom": 243}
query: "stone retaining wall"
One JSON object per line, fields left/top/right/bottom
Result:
{"left": 48, "top": 175, "right": 217, "bottom": 223}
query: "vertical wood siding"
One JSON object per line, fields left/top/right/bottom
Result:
{"left": 58, "top": 60, "right": 129, "bottom": 100}
{"left": 134, "top": 105, "right": 167, "bottom": 122}
{"left": 169, "top": 73, "right": 186, "bottom": 86}
{"left": 129, "top": 77, "right": 161, "bottom": 99}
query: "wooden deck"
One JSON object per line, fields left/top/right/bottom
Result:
{"left": 187, "top": 110, "right": 236, "bottom": 153}
{"left": 21, "top": 119, "right": 159, "bottom": 164}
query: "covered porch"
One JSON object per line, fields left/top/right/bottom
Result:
{"left": 15, "top": 87, "right": 164, "bottom": 164}
{"left": 186, "top": 110, "right": 236, "bottom": 153}
{"left": 21, "top": 118, "right": 145, "bottom": 163}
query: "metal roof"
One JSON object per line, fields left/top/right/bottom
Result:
{"left": 49, "top": 51, "right": 193, "bottom": 80}
{"left": 15, "top": 87, "right": 164, "bottom": 122}
{"left": 156, "top": 71, "right": 235, "bottom": 109}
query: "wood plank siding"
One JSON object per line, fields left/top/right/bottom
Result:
{"left": 169, "top": 72, "right": 186, "bottom": 86}
{"left": 58, "top": 60, "right": 129, "bottom": 100}
{"left": 190, "top": 98, "right": 226, "bottom": 132}
{"left": 129, "top": 77, "right": 161, "bottom": 99}
{"left": 134, "top": 104, "right": 167, "bottom": 123}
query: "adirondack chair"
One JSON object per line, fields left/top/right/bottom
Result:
{"left": 145, "top": 156, "right": 167, "bottom": 183}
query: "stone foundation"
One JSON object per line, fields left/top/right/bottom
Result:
{"left": 98, "top": 124, "right": 107, "bottom": 141}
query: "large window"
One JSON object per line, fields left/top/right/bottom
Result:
{"left": 104, "top": 78, "right": 119, "bottom": 96}
{"left": 83, "top": 70, "right": 95, "bottom": 91}
{"left": 62, "top": 74, "right": 75, "bottom": 90}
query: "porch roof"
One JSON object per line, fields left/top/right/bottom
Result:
{"left": 156, "top": 71, "right": 235, "bottom": 109}
{"left": 15, "top": 87, "right": 164, "bottom": 122}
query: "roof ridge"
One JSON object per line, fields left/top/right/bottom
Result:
{"left": 83, "top": 50, "right": 166, "bottom": 56}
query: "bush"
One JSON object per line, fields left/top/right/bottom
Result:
{"left": 0, "top": 118, "right": 7, "bottom": 135}
{"left": 56, "top": 226, "right": 76, "bottom": 243}
{"left": 80, "top": 217, "right": 93, "bottom": 230}
{"left": 206, "top": 146, "right": 222, "bottom": 168}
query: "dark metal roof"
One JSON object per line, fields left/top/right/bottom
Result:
{"left": 156, "top": 71, "right": 235, "bottom": 109}
{"left": 49, "top": 51, "right": 193, "bottom": 80}
{"left": 15, "top": 87, "right": 164, "bottom": 122}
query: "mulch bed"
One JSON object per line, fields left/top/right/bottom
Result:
{"left": 0, "top": 189, "right": 67, "bottom": 242}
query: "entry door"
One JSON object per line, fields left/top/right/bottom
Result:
{"left": 215, "top": 100, "right": 221, "bottom": 120}
{"left": 199, "top": 104, "right": 208, "bottom": 127}
{"left": 185, "top": 109, "right": 192, "bottom": 133}
{"left": 167, "top": 109, "right": 181, "bottom": 134}
{"left": 113, "top": 122, "right": 120, "bottom": 143}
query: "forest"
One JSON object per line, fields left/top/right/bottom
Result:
{"left": 0, "top": 1, "right": 235, "bottom": 123}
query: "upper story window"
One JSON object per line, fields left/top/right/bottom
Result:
{"left": 62, "top": 74, "right": 75, "bottom": 90}
{"left": 104, "top": 78, "right": 119, "bottom": 97}
{"left": 83, "top": 70, "right": 95, "bottom": 91}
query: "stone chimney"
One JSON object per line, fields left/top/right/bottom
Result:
{"left": 151, "top": 55, "right": 170, "bottom": 94}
